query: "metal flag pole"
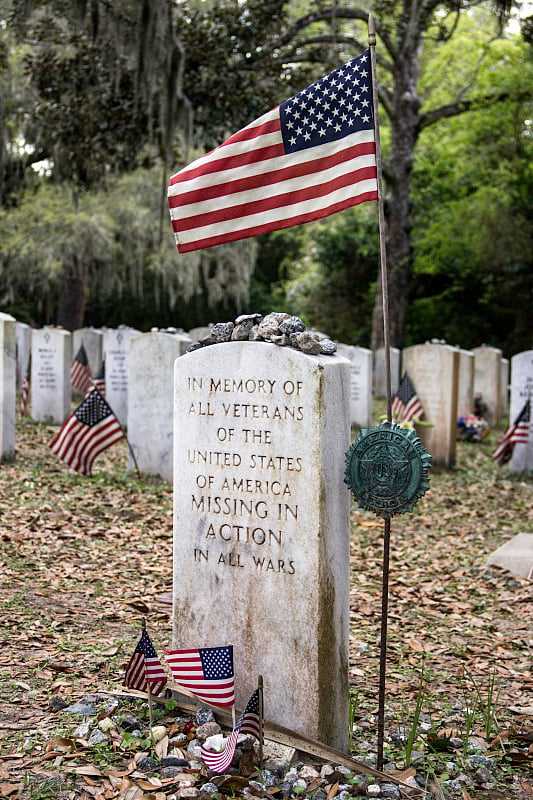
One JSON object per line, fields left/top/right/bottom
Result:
{"left": 368, "top": 15, "right": 393, "bottom": 772}
{"left": 257, "top": 674, "right": 264, "bottom": 771}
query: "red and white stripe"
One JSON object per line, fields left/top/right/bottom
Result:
{"left": 164, "top": 649, "right": 235, "bottom": 707}
{"left": 49, "top": 413, "right": 124, "bottom": 476}
{"left": 168, "top": 110, "right": 377, "bottom": 253}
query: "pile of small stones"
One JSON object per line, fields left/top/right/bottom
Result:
{"left": 45, "top": 694, "right": 518, "bottom": 800}
{"left": 186, "top": 313, "right": 337, "bottom": 356}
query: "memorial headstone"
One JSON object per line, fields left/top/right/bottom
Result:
{"left": 500, "top": 358, "right": 509, "bottom": 418}
{"left": 31, "top": 327, "right": 71, "bottom": 424}
{"left": 73, "top": 327, "right": 103, "bottom": 377}
{"left": 403, "top": 343, "right": 459, "bottom": 468}
{"left": 16, "top": 322, "right": 32, "bottom": 391}
{"left": 508, "top": 349, "right": 533, "bottom": 473}
{"left": 374, "top": 346, "right": 400, "bottom": 398}
{"left": 0, "top": 312, "right": 16, "bottom": 461}
{"left": 457, "top": 349, "right": 475, "bottom": 419}
{"left": 472, "top": 344, "right": 502, "bottom": 425}
{"left": 173, "top": 341, "right": 351, "bottom": 749}
{"left": 102, "top": 326, "right": 140, "bottom": 426}
{"left": 127, "top": 331, "right": 191, "bottom": 481}
{"left": 337, "top": 344, "right": 373, "bottom": 427}
{"left": 487, "top": 533, "right": 533, "bottom": 580}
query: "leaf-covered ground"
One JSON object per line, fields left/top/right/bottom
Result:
{"left": 0, "top": 417, "right": 532, "bottom": 799}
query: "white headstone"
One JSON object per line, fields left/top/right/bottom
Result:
{"left": 457, "top": 349, "right": 475, "bottom": 419}
{"left": 500, "top": 358, "right": 509, "bottom": 418}
{"left": 31, "top": 328, "right": 72, "bottom": 424}
{"left": 73, "top": 327, "right": 103, "bottom": 376}
{"left": 16, "top": 322, "right": 32, "bottom": 391}
{"left": 173, "top": 342, "right": 351, "bottom": 749}
{"left": 403, "top": 343, "right": 459, "bottom": 468}
{"left": 188, "top": 326, "right": 213, "bottom": 344}
{"left": 102, "top": 326, "right": 140, "bottom": 426}
{"left": 0, "top": 313, "right": 16, "bottom": 461}
{"left": 374, "top": 346, "right": 400, "bottom": 397}
{"left": 127, "top": 331, "right": 191, "bottom": 481}
{"left": 487, "top": 533, "right": 533, "bottom": 580}
{"left": 472, "top": 345, "right": 502, "bottom": 425}
{"left": 508, "top": 349, "right": 533, "bottom": 473}
{"left": 337, "top": 344, "right": 373, "bottom": 427}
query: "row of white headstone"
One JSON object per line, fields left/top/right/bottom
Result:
{"left": 1, "top": 312, "right": 532, "bottom": 474}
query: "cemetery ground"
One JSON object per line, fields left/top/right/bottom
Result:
{"left": 0, "top": 416, "right": 532, "bottom": 800}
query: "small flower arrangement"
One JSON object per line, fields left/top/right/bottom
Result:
{"left": 457, "top": 415, "right": 490, "bottom": 442}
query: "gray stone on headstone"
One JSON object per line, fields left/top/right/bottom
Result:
{"left": 127, "top": 331, "right": 191, "bottom": 481}
{"left": 457, "top": 349, "right": 475, "bottom": 419}
{"left": 16, "top": 322, "right": 32, "bottom": 391}
{"left": 472, "top": 345, "right": 503, "bottom": 425}
{"left": 508, "top": 349, "right": 533, "bottom": 473}
{"left": 31, "top": 327, "right": 72, "bottom": 425}
{"left": 487, "top": 534, "right": 533, "bottom": 580}
{"left": 337, "top": 344, "right": 373, "bottom": 427}
{"left": 403, "top": 343, "right": 459, "bottom": 469}
{"left": 102, "top": 326, "right": 140, "bottom": 426}
{"left": 374, "top": 346, "right": 400, "bottom": 398}
{"left": 173, "top": 342, "right": 351, "bottom": 749}
{"left": 0, "top": 312, "right": 16, "bottom": 461}
{"left": 73, "top": 327, "right": 103, "bottom": 377}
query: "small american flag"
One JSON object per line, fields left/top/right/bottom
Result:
{"left": 124, "top": 629, "right": 167, "bottom": 696}
{"left": 493, "top": 399, "right": 530, "bottom": 466}
{"left": 49, "top": 387, "right": 124, "bottom": 475}
{"left": 164, "top": 645, "right": 235, "bottom": 707}
{"left": 168, "top": 50, "right": 377, "bottom": 253}
{"left": 20, "top": 358, "right": 31, "bottom": 418}
{"left": 71, "top": 344, "right": 92, "bottom": 393}
{"left": 391, "top": 373, "right": 424, "bottom": 423}
{"left": 200, "top": 689, "right": 261, "bottom": 774}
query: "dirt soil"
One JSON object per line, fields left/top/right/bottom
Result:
{"left": 0, "top": 418, "right": 532, "bottom": 799}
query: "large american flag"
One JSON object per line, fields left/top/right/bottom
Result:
{"left": 49, "top": 387, "right": 124, "bottom": 476}
{"left": 200, "top": 689, "right": 261, "bottom": 774}
{"left": 168, "top": 50, "right": 377, "bottom": 253}
{"left": 391, "top": 373, "right": 424, "bottom": 423}
{"left": 124, "top": 629, "right": 167, "bottom": 697}
{"left": 164, "top": 645, "right": 235, "bottom": 707}
{"left": 71, "top": 344, "right": 92, "bottom": 393}
{"left": 493, "top": 399, "right": 530, "bottom": 466}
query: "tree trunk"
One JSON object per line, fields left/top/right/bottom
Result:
{"left": 371, "top": 41, "right": 421, "bottom": 351}
{"left": 57, "top": 274, "right": 86, "bottom": 331}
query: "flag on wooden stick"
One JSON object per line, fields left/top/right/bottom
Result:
{"left": 200, "top": 689, "right": 261, "bottom": 774}
{"left": 124, "top": 629, "right": 167, "bottom": 697}
{"left": 168, "top": 50, "right": 377, "bottom": 253}
{"left": 493, "top": 399, "right": 530, "bottom": 466}
{"left": 391, "top": 373, "right": 424, "bottom": 423}
{"left": 164, "top": 645, "right": 235, "bottom": 707}
{"left": 71, "top": 344, "right": 92, "bottom": 393}
{"left": 49, "top": 387, "right": 124, "bottom": 475}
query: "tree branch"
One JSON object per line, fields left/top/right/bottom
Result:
{"left": 253, "top": 7, "right": 398, "bottom": 63}
{"left": 418, "top": 89, "right": 530, "bottom": 130}
{"left": 268, "top": 35, "right": 394, "bottom": 72}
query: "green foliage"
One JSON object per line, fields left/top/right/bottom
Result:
{"left": 259, "top": 204, "right": 379, "bottom": 343}
{"left": 408, "top": 21, "right": 533, "bottom": 353}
